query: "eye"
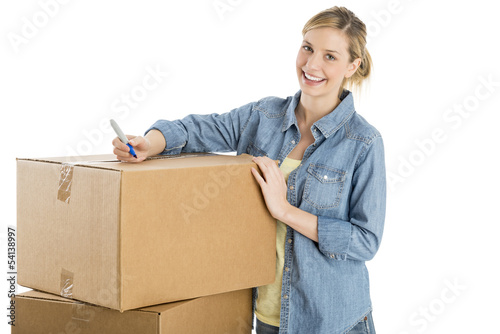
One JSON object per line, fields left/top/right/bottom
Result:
{"left": 326, "top": 54, "right": 335, "bottom": 61}
{"left": 302, "top": 45, "right": 312, "bottom": 52}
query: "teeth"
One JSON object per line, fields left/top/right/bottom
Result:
{"left": 304, "top": 72, "right": 324, "bottom": 81}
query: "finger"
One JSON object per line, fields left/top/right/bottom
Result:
{"left": 114, "top": 152, "right": 142, "bottom": 163}
{"left": 264, "top": 157, "right": 281, "bottom": 171}
{"left": 116, "top": 155, "right": 133, "bottom": 162}
{"left": 113, "top": 149, "right": 143, "bottom": 163}
{"left": 113, "top": 147, "right": 132, "bottom": 157}
{"left": 251, "top": 167, "right": 266, "bottom": 186}
{"left": 112, "top": 136, "right": 130, "bottom": 152}
{"left": 256, "top": 156, "right": 271, "bottom": 162}
{"left": 252, "top": 159, "right": 273, "bottom": 183}
{"left": 256, "top": 156, "right": 279, "bottom": 172}
{"left": 252, "top": 156, "right": 270, "bottom": 171}
{"left": 126, "top": 135, "right": 143, "bottom": 147}
{"left": 253, "top": 157, "right": 286, "bottom": 189}
{"left": 115, "top": 154, "right": 133, "bottom": 162}
{"left": 254, "top": 156, "right": 283, "bottom": 182}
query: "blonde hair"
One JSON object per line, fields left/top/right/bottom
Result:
{"left": 302, "top": 6, "right": 372, "bottom": 97}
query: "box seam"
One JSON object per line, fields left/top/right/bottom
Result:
{"left": 119, "top": 170, "right": 124, "bottom": 311}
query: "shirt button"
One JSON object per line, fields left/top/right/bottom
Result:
{"left": 283, "top": 294, "right": 288, "bottom": 299}
{"left": 323, "top": 175, "right": 328, "bottom": 180}
{"left": 287, "top": 239, "right": 292, "bottom": 244}
{"left": 289, "top": 185, "right": 294, "bottom": 190}
{"left": 330, "top": 254, "right": 335, "bottom": 259}
{"left": 285, "top": 267, "right": 290, "bottom": 272}
{"left": 291, "top": 140, "right": 296, "bottom": 144}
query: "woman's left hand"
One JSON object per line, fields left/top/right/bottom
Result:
{"left": 251, "top": 156, "right": 291, "bottom": 220}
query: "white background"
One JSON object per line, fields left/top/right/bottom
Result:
{"left": 1, "top": 0, "right": 499, "bottom": 333}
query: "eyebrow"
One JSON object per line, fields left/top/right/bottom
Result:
{"left": 303, "top": 40, "right": 341, "bottom": 55}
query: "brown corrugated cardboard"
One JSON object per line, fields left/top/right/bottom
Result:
{"left": 12, "top": 289, "right": 253, "bottom": 334}
{"left": 17, "top": 153, "right": 275, "bottom": 311}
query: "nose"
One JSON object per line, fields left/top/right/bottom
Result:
{"left": 306, "top": 52, "right": 322, "bottom": 71}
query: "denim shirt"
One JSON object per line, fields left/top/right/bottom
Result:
{"left": 146, "top": 90, "right": 386, "bottom": 334}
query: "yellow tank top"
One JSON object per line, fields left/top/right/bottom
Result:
{"left": 255, "top": 156, "right": 302, "bottom": 327}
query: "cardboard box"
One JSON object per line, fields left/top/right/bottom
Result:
{"left": 17, "top": 153, "right": 275, "bottom": 311}
{"left": 12, "top": 289, "right": 253, "bottom": 334}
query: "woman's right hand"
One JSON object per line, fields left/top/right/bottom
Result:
{"left": 112, "top": 135, "right": 150, "bottom": 162}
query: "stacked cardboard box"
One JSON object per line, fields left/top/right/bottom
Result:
{"left": 14, "top": 153, "right": 276, "bottom": 333}
{"left": 13, "top": 289, "right": 253, "bottom": 334}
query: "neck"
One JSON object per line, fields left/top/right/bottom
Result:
{"left": 296, "top": 91, "right": 342, "bottom": 127}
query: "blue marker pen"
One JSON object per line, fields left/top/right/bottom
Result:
{"left": 110, "top": 119, "right": 137, "bottom": 158}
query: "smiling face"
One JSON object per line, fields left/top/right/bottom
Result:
{"left": 296, "top": 27, "right": 361, "bottom": 101}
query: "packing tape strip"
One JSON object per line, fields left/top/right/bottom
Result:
{"left": 60, "top": 268, "right": 74, "bottom": 298}
{"left": 71, "top": 303, "right": 91, "bottom": 329}
{"left": 146, "top": 153, "right": 217, "bottom": 160}
{"left": 57, "top": 164, "right": 74, "bottom": 203}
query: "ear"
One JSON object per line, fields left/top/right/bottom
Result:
{"left": 345, "top": 57, "right": 361, "bottom": 79}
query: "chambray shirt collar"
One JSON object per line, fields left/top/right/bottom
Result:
{"left": 282, "top": 89, "right": 356, "bottom": 138}
{"left": 281, "top": 90, "right": 301, "bottom": 132}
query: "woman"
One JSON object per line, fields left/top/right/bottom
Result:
{"left": 113, "top": 6, "right": 385, "bottom": 334}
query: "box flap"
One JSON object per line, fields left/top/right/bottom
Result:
{"left": 159, "top": 289, "right": 252, "bottom": 333}
{"left": 16, "top": 290, "right": 75, "bottom": 304}
{"left": 16, "top": 290, "right": 184, "bottom": 314}
{"left": 137, "top": 298, "right": 196, "bottom": 313}
{"left": 13, "top": 290, "right": 159, "bottom": 334}
{"left": 16, "top": 153, "right": 255, "bottom": 172}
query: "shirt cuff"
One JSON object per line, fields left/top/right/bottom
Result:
{"left": 145, "top": 120, "right": 187, "bottom": 155}
{"left": 317, "top": 215, "right": 352, "bottom": 261}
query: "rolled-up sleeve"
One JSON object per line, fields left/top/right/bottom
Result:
{"left": 145, "top": 101, "right": 256, "bottom": 155}
{"left": 317, "top": 135, "right": 386, "bottom": 261}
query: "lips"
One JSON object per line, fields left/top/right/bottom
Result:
{"left": 302, "top": 71, "right": 326, "bottom": 85}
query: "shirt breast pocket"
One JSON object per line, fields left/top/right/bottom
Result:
{"left": 303, "top": 163, "right": 346, "bottom": 209}
{"left": 245, "top": 142, "right": 268, "bottom": 157}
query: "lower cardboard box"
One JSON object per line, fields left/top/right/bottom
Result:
{"left": 12, "top": 289, "right": 252, "bottom": 334}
